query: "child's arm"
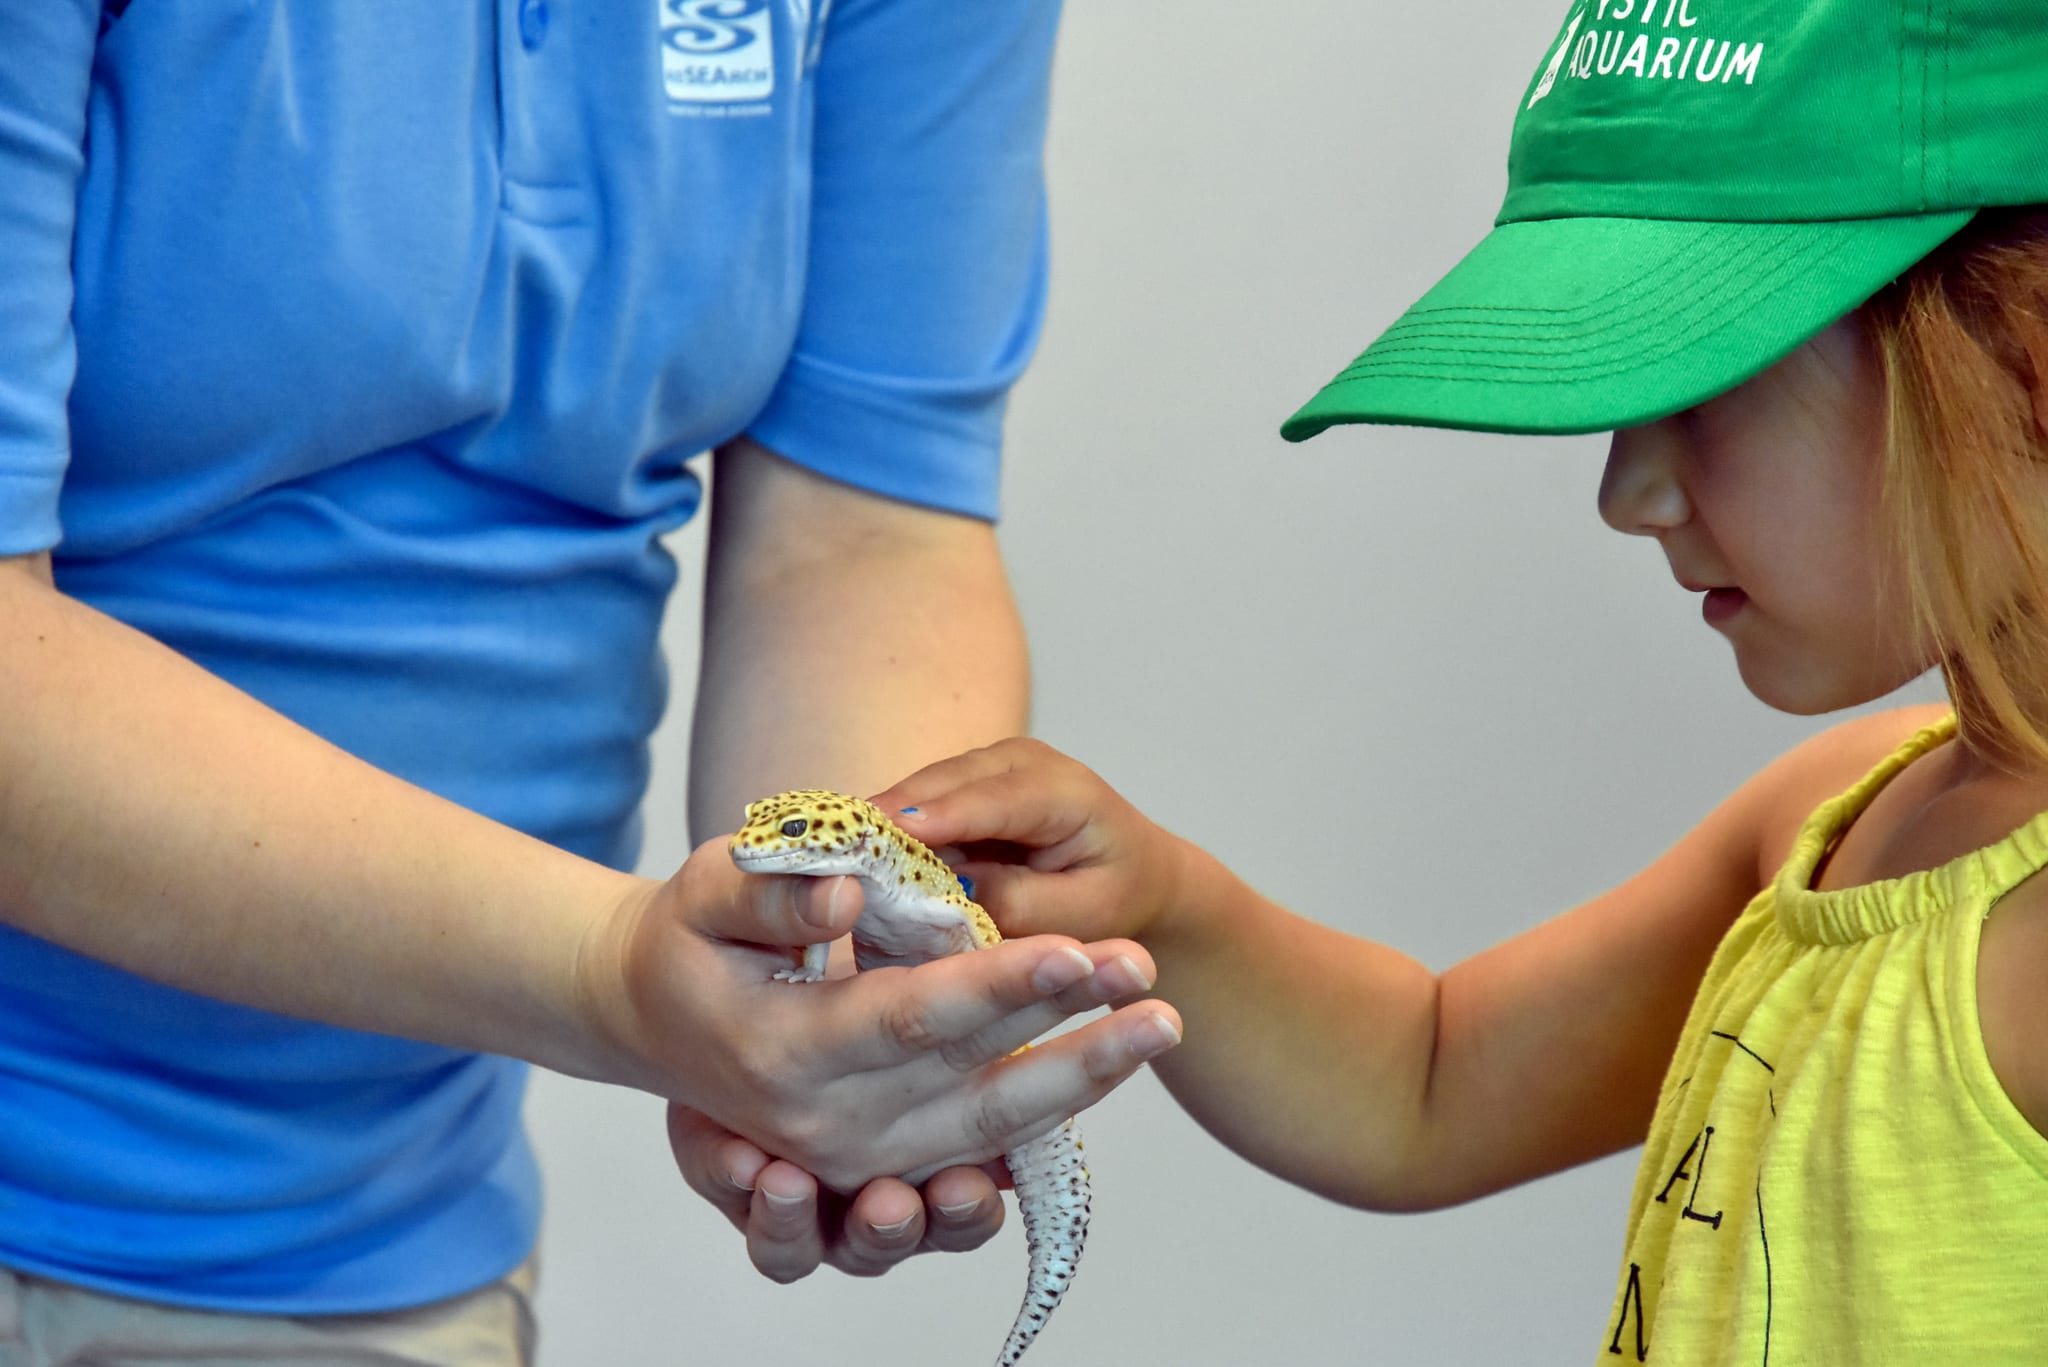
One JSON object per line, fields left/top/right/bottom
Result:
{"left": 884, "top": 709, "right": 1936, "bottom": 1212}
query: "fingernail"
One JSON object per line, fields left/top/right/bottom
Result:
{"left": 934, "top": 1199, "right": 985, "bottom": 1223}
{"left": 803, "top": 876, "right": 852, "bottom": 930}
{"left": 725, "top": 1170, "right": 757, "bottom": 1194}
{"left": 762, "top": 1189, "right": 807, "bottom": 1211}
{"left": 870, "top": 1214, "right": 917, "bottom": 1238}
{"left": 1031, "top": 946, "right": 1095, "bottom": 994}
{"left": 1114, "top": 953, "right": 1155, "bottom": 993}
{"left": 899, "top": 806, "right": 921, "bottom": 817}
{"left": 1139, "top": 1010, "right": 1182, "bottom": 1055}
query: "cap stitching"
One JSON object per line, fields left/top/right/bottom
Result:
{"left": 1392, "top": 225, "right": 1725, "bottom": 323}
{"left": 1919, "top": 0, "right": 1931, "bottom": 210}
{"left": 1341, "top": 234, "right": 1824, "bottom": 377}
{"left": 1897, "top": 0, "right": 1909, "bottom": 211}
{"left": 1332, "top": 236, "right": 1837, "bottom": 385}
{"left": 1361, "top": 231, "right": 1785, "bottom": 355}
{"left": 1933, "top": 0, "right": 1949, "bottom": 202}
{"left": 1908, "top": 0, "right": 1925, "bottom": 210}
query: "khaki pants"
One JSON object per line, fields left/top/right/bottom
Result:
{"left": 0, "top": 1260, "right": 536, "bottom": 1367}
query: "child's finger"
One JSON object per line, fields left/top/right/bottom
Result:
{"left": 937, "top": 864, "right": 1064, "bottom": 942}
{"left": 869, "top": 741, "right": 1023, "bottom": 815}
{"left": 939, "top": 860, "right": 1133, "bottom": 944}
{"left": 891, "top": 762, "right": 1094, "bottom": 854}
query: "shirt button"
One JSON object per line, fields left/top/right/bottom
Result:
{"left": 518, "top": 0, "right": 549, "bottom": 50}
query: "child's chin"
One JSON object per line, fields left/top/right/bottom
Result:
{"left": 1734, "top": 653, "right": 1920, "bottom": 717}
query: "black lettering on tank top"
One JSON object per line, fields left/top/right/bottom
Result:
{"left": 1654, "top": 1125, "right": 1725, "bottom": 1230}
{"left": 1607, "top": 1261, "right": 1648, "bottom": 1361}
{"left": 1623, "top": 1029, "right": 1781, "bottom": 1363}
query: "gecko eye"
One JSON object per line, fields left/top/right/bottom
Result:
{"left": 780, "top": 819, "right": 809, "bottom": 838}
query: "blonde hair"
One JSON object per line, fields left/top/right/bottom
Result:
{"left": 1865, "top": 208, "right": 2048, "bottom": 771}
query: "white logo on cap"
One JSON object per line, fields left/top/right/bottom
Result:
{"left": 1529, "top": 0, "right": 1766, "bottom": 102}
{"left": 1529, "top": 7, "right": 1585, "bottom": 109}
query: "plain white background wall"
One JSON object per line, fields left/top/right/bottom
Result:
{"left": 527, "top": 2, "right": 1941, "bottom": 1362}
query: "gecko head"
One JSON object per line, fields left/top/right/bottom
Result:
{"left": 729, "top": 789, "right": 884, "bottom": 876}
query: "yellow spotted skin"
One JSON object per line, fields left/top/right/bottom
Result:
{"left": 732, "top": 790, "right": 1001, "bottom": 953}
{"left": 730, "top": 789, "right": 1092, "bottom": 1366}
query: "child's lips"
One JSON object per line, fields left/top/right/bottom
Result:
{"left": 1701, "top": 586, "right": 1749, "bottom": 625}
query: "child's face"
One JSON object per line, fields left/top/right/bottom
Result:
{"left": 1598, "top": 315, "right": 1931, "bottom": 715}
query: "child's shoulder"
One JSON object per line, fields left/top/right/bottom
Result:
{"left": 1743, "top": 704, "right": 1952, "bottom": 884}
{"left": 1765, "top": 703, "right": 1951, "bottom": 801}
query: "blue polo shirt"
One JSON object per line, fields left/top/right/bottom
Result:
{"left": 0, "top": 0, "right": 1056, "bottom": 1313}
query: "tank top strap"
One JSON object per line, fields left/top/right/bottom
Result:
{"left": 1777, "top": 714, "right": 1958, "bottom": 895}
{"left": 1773, "top": 714, "right": 2048, "bottom": 944}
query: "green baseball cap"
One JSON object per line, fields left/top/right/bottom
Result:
{"left": 1282, "top": 0, "right": 2048, "bottom": 441}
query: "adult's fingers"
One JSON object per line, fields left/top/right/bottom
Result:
{"left": 913, "top": 1165, "right": 1008, "bottom": 1255}
{"left": 908, "top": 939, "right": 1160, "bottom": 1071}
{"left": 825, "top": 1177, "right": 928, "bottom": 1277}
{"left": 694, "top": 855, "right": 864, "bottom": 949}
{"left": 670, "top": 1102, "right": 1007, "bottom": 1280}
{"left": 850, "top": 934, "right": 1150, "bottom": 1008}
{"left": 810, "top": 935, "right": 1154, "bottom": 1075}
{"left": 901, "top": 1000, "right": 1183, "bottom": 1184}
{"left": 667, "top": 1103, "right": 770, "bottom": 1236}
{"left": 667, "top": 1107, "right": 838, "bottom": 1286}
{"left": 746, "top": 1160, "right": 829, "bottom": 1284}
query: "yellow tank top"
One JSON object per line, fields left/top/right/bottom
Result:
{"left": 1603, "top": 715, "right": 2048, "bottom": 1364}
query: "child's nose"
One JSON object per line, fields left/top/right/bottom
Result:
{"left": 1598, "top": 424, "right": 1690, "bottom": 536}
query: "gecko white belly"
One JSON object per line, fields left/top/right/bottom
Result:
{"left": 850, "top": 878, "right": 984, "bottom": 965}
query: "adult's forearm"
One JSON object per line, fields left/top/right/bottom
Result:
{"left": 690, "top": 598, "right": 1028, "bottom": 832}
{"left": 0, "top": 558, "right": 651, "bottom": 1082}
{"left": 687, "top": 443, "right": 1030, "bottom": 838}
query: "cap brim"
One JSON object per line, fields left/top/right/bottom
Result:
{"left": 1281, "top": 211, "right": 1974, "bottom": 441}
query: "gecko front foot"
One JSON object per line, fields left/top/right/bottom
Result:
{"left": 773, "top": 942, "right": 833, "bottom": 984}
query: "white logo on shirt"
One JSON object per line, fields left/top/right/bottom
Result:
{"left": 662, "top": 0, "right": 775, "bottom": 111}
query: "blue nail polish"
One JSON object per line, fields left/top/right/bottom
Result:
{"left": 957, "top": 875, "right": 976, "bottom": 899}
{"left": 900, "top": 806, "right": 920, "bottom": 815}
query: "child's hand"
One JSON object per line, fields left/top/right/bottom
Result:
{"left": 875, "top": 738, "right": 1188, "bottom": 949}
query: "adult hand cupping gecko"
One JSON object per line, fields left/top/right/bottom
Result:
{"left": 666, "top": 741, "right": 1198, "bottom": 1281}
{"left": 591, "top": 831, "right": 1179, "bottom": 1279}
